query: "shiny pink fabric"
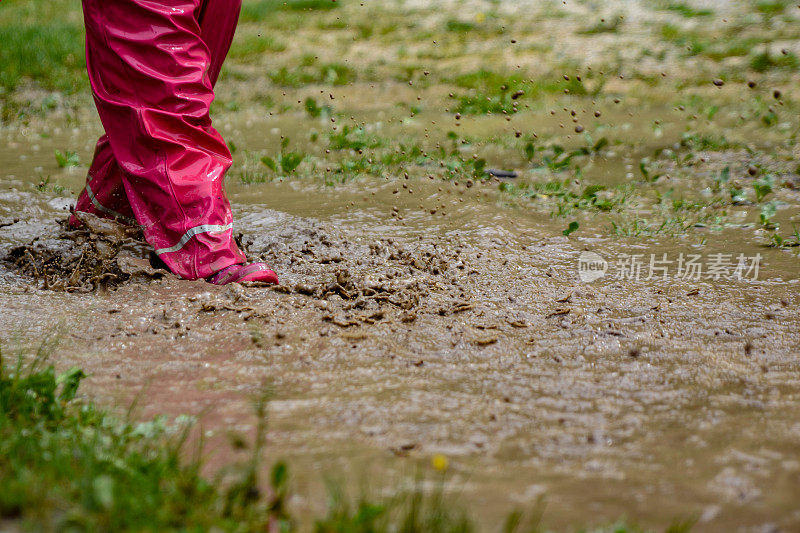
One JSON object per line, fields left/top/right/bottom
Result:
{"left": 69, "top": 0, "right": 246, "bottom": 279}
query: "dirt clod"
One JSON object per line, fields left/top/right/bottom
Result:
{"left": 3, "top": 213, "right": 163, "bottom": 291}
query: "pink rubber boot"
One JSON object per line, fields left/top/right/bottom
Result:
{"left": 207, "top": 263, "right": 279, "bottom": 285}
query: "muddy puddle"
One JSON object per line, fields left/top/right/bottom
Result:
{"left": 2, "top": 122, "right": 800, "bottom": 531}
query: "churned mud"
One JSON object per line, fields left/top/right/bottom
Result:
{"left": 2, "top": 213, "right": 163, "bottom": 291}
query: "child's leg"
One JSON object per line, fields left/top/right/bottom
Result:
{"left": 70, "top": 0, "right": 240, "bottom": 230}
{"left": 80, "top": 0, "right": 246, "bottom": 279}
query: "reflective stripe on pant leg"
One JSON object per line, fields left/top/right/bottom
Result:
{"left": 69, "top": 135, "right": 136, "bottom": 228}
{"left": 154, "top": 223, "right": 233, "bottom": 256}
{"left": 82, "top": 184, "right": 137, "bottom": 225}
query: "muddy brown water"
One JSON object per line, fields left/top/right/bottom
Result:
{"left": 2, "top": 120, "right": 800, "bottom": 532}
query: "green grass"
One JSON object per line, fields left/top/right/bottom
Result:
{"left": 755, "top": 0, "right": 789, "bottom": 16}
{"left": 0, "top": 0, "right": 86, "bottom": 95}
{"left": 55, "top": 149, "right": 81, "bottom": 168}
{"left": 228, "top": 34, "right": 287, "bottom": 61}
{"left": 315, "top": 483, "right": 473, "bottom": 533}
{"left": 327, "top": 125, "right": 382, "bottom": 151}
{"left": 268, "top": 63, "right": 355, "bottom": 87}
{"left": 445, "top": 19, "right": 476, "bottom": 33}
{"left": 0, "top": 24, "right": 86, "bottom": 94}
{"left": 750, "top": 50, "right": 799, "bottom": 72}
{"left": 663, "top": 3, "right": 714, "bottom": 18}
{"left": 240, "top": 0, "right": 340, "bottom": 23}
{"left": 694, "top": 37, "right": 763, "bottom": 61}
{"left": 448, "top": 69, "right": 590, "bottom": 115}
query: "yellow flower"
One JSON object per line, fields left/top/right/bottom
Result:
{"left": 432, "top": 454, "right": 449, "bottom": 472}
{"left": 475, "top": 13, "right": 486, "bottom": 24}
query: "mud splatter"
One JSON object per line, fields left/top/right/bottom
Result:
{"left": 3, "top": 212, "right": 164, "bottom": 291}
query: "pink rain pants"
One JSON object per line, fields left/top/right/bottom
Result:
{"left": 69, "top": 0, "right": 246, "bottom": 280}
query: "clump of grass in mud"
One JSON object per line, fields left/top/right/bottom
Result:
{"left": 499, "top": 176, "right": 632, "bottom": 220}
{"left": 755, "top": 0, "right": 790, "bottom": 17}
{"left": 448, "top": 69, "right": 595, "bottom": 115}
{"left": 269, "top": 63, "right": 355, "bottom": 87}
{"left": 257, "top": 137, "right": 306, "bottom": 178}
{"left": 663, "top": 3, "right": 714, "bottom": 18}
{"left": 305, "top": 96, "right": 334, "bottom": 118}
{"left": 768, "top": 226, "right": 800, "bottom": 249}
{"left": 33, "top": 175, "right": 69, "bottom": 195}
{"left": 327, "top": 124, "right": 382, "bottom": 151}
{"left": 750, "top": 50, "right": 799, "bottom": 72}
{"left": 55, "top": 149, "right": 80, "bottom": 168}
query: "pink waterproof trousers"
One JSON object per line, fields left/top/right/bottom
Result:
{"left": 70, "top": 0, "right": 246, "bottom": 279}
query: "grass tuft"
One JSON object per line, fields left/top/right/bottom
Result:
{"left": 240, "top": 0, "right": 340, "bottom": 23}
{"left": 0, "top": 24, "right": 86, "bottom": 94}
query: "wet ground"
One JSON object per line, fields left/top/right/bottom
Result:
{"left": 2, "top": 0, "right": 800, "bottom": 530}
